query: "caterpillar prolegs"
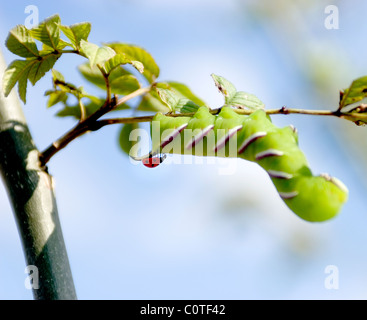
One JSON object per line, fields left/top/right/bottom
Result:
{"left": 148, "top": 106, "right": 348, "bottom": 222}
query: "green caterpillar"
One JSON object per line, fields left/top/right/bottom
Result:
{"left": 148, "top": 106, "right": 348, "bottom": 222}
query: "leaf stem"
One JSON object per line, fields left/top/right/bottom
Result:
{"left": 98, "top": 65, "right": 111, "bottom": 106}
{"left": 78, "top": 97, "right": 87, "bottom": 122}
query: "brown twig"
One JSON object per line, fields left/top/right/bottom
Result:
{"left": 39, "top": 86, "right": 151, "bottom": 166}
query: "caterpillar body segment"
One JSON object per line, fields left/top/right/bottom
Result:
{"left": 151, "top": 106, "right": 348, "bottom": 222}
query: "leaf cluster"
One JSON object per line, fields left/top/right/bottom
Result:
{"left": 2, "top": 14, "right": 220, "bottom": 157}
{"left": 338, "top": 76, "right": 367, "bottom": 125}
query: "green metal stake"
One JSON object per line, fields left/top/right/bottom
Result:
{"left": 0, "top": 50, "right": 77, "bottom": 300}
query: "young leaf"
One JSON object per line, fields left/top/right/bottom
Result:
{"left": 339, "top": 76, "right": 367, "bottom": 110}
{"left": 78, "top": 63, "right": 139, "bottom": 94}
{"left": 55, "top": 39, "right": 72, "bottom": 50}
{"left": 17, "top": 68, "right": 31, "bottom": 103}
{"left": 180, "top": 101, "right": 204, "bottom": 113}
{"left": 104, "top": 54, "right": 132, "bottom": 74}
{"left": 211, "top": 74, "right": 264, "bottom": 110}
{"left": 51, "top": 68, "right": 65, "bottom": 83}
{"left": 110, "top": 75, "right": 140, "bottom": 95}
{"left": 136, "top": 82, "right": 204, "bottom": 113}
{"left": 5, "top": 25, "right": 40, "bottom": 58}
{"left": 50, "top": 76, "right": 100, "bottom": 107}
{"left": 212, "top": 73, "right": 237, "bottom": 99}
{"left": 80, "top": 40, "right": 116, "bottom": 67}
{"left": 2, "top": 59, "right": 36, "bottom": 103}
{"left": 156, "top": 86, "right": 201, "bottom": 112}
{"left": 56, "top": 100, "right": 101, "bottom": 119}
{"left": 30, "top": 14, "right": 61, "bottom": 50}
{"left": 168, "top": 82, "right": 206, "bottom": 107}
{"left": 155, "top": 87, "right": 176, "bottom": 111}
{"left": 118, "top": 123, "right": 140, "bottom": 156}
{"left": 27, "top": 54, "right": 60, "bottom": 85}
{"left": 104, "top": 53, "right": 144, "bottom": 75}
{"left": 137, "top": 92, "right": 171, "bottom": 113}
{"left": 78, "top": 63, "right": 109, "bottom": 88}
{"left": 59, "top": 22, "right": 91, "bottom": 50}
{"left": 106, "top": 43, "right": 159, "bottom": 83}
{"left": 45, "top": 90, "right": 67, "bottom": 108}
{"left": 130, "top": 60, "right": 144, "bottom": 74}
{"left": 230, "top": 91, "right": 265, "bottom": 110}
{"left": 53, "top": 80, "right": 79, "bottom": 95}
{"left": 39, "top": 43, "right": 57, "bottom": 55}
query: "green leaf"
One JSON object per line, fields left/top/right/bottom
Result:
{"left": 39, "top": 41, "right": 70, "bottom": 55}
{"left": 80, "top": 40, "right": 116, "bottom": 67}
{"left": 110, "top": 75, "right": 141, "bottom": 95}
{"left": 80, "top": 93, "right": 103, "bottom": 105}
{"left": 5, "top": 25, "right": 39, "bottom": 58}
{"left": 137, "top": 92, "right": 170, "bottom": 113}
{"left": 211, "top": 74, "right": 237, "bottom": 99}
{"left": 104, "top": 53, "right": 133, "bottom": 74}
{"left": 106, "top": 43, "right": 159, "bottom": 83}
{"left": 229, "top": 91, "right": 265, "bottom": 110}
{"left": 30, "top": 14, "right": 61, "bottom": 50}
{"left": 39, "top": 43, "right": 56, "bottom": 55}
{"left": 54, "top": 81, "right": 79, "bottom": 94}
{"left": 339, "top": 76, "right": 367, "bottom": 110}
{"left": 17, "top": 68, "right": 31, "bottom": 103}
{"left": 211, "top": 74, "right": 264, "bottom": 110}
{"left": 45, "top": 90, "right": 68, "bottom": 108}
{"left": 28, "top": 54, "right": 60, "bottom": 85}
{"left": 56, "top": 39, "right": 72, "bottom": 50}
{"left": 156, "top": 86, "right": 201, "bottom": 112}
{"left": 59, "top": 22, "right": 91, "bottom": 50}
{"left": 168, "top": 82, "right": 206, "bottom": 107}
{"left": 180, "top": 101, "right": 202, "bottom": 113}
{"left": 50, "top": 70, "right": 93, "bottom": 102}
{"left": 130, "top": 60, "right": 144, "bottom": 74}
{"left": 104, "top": 53, "right": 144, "bottom": 75}
{"left": 56, "top": 100, "right": 101, "bottom": 119}
{"left": 78, "top": 63, "right": 107, "bottom": 88}
{"left": 155, "top": 87, "right": 176, "bottom": 111}
{"left": 152, "top": 82, "right": 205, "bottom": 113}
{"left": 2, "top": 59, "right": 36, "bottom": 103}
{"left": 50, "top": 76, "right": 100, "bottom": 106}
{"left": 78, "top": 62, "right": 138, "bottom": 94}
{"left": 51, "top": 69, "right": 65, "bottom": 83}
{"left": 118, "top": 123, "right": 139, "bottom": 156}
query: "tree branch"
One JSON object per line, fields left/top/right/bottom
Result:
{"left": 39, "top": 86, "right": 151, "bottom": 166}
{"left": 93, "top": 105, "right": 366, "bottom": 130}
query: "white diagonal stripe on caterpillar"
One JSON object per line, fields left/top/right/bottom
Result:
{"left": 238, "top": 131, "right": 267, "bottom": 154}
{"left": 255, "top": 149, "right": 284, "bottom": 161}
{"left": 320, "top": 173, "right": 349, "bottom": 193}
{"left": 161, "top": 123, "right": 188, "bottom": 149}
{"left": 289, "top": 124, "right": 298, "bottom": 134}
{"left": 279, "top": 191, "right": 298, "bottom": 199}
{"left": 267, "top": 170, "right": 293, "bottom": 179}
{"left": 185, "top": 124, "right": 215, "bottom": 150}
{"left": 213, "top": 125, "right": 243, "bottom": 153}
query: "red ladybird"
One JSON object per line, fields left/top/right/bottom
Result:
{"left": 142, "top": 154, "right": 167, "bottom": 168}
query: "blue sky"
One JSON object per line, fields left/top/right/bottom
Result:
{"left": 0, "top": 0, "right": 367, "bottom": 299}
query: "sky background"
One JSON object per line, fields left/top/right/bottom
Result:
{"left": 0, "top": 0, "right": 367, "bottom": 299}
